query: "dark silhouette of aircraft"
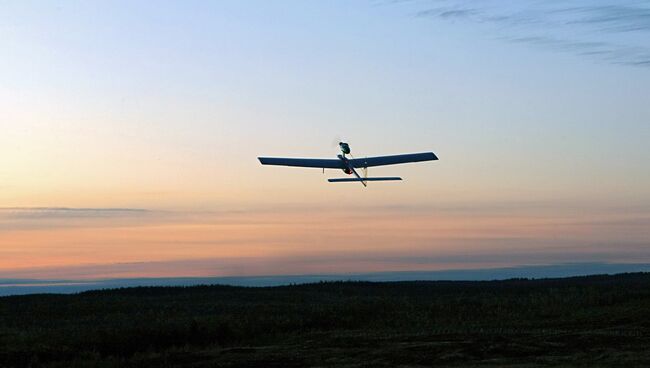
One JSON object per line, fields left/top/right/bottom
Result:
{"left": 258, "top": 142, "right": 438, "bottom": 187}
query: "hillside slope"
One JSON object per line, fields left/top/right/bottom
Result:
{"left": 1, "top": 273, "right": 649, "bottom": 367}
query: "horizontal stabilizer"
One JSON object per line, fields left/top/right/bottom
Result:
{"left": 328, "top": 177, "right": 402, "bottom": 183}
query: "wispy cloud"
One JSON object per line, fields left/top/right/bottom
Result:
{"left": 2, "top": 243, "right": 649, "bottom": 280}
{"left": 411, "top": 0, "right": 650, "bottom": 67}
{"left": 0, "top": 207, "right": 149, "bottom": 219}
{"left": 0, "top": 207, "right": 156, "bottom": 231}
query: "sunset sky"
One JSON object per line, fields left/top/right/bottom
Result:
{"left": 1, "top": 1, "right": 649, "bottom": 280}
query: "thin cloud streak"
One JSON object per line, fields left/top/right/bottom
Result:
{"left": 411, "top": 0, "right": 650, "bottom": 67}
{"left": 3, "top": 201, "right": 644, "bottom": 231}
{"left": 0, "top": 207, "right": 149, "bottom": 218}
{"left": 2, "top": 243, "right": 649, "bottom": 280}
{"left": 0, "top": 207, "right": 160, "bottom": 231}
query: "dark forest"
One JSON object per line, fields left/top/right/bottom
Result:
{"left": 1, "top": 273, "right": 649, "bottom": 367}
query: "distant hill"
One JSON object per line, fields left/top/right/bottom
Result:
{"left": 1, "top": 272, "right": 649, "bottom": 367}
{"left": 2, "top": 261, "right": 650, "bottom": 296}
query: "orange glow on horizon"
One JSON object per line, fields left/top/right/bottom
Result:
{"left": 1, "top": 206, "right": 648, "bottom": 279}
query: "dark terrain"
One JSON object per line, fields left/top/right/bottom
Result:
{"left": 1, "top": 273, "right": 649, "bottom": 367}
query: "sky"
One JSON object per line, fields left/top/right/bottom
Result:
{"left": 1, "top": 0, "right": 649, "bottom": 280}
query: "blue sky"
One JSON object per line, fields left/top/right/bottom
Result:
{"left": 0, "top": 1, "right": 649, "bottom": 279}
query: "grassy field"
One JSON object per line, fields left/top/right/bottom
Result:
{"left": 1, "top": 273, "right": 649, "bottom": 367}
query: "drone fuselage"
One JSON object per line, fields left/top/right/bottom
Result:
{"left": 337, "top": 154, "right": 354, "bottom": 175}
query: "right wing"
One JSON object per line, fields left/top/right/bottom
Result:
{"left": 258, "top": 157, "right": 344, "bottom": 169}
{"left": 349, "top": 152, "right": 438, "bottom": 168}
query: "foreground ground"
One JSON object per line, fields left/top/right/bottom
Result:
{"left": 1, "top": 273, "right": 649, "bottom": 367}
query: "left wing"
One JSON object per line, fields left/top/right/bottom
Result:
{"left": 349, "top": 152, "right": 438, "bottom": 168}
{"left": 258, "top": 157, "right": 344, "bottom": 169}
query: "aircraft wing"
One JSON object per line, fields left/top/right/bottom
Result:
{"left": 349, "top": 152, "right": 438, "bottom": 168}
{"left": 258, "top": 157, "right": 344, "bottom": 169}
